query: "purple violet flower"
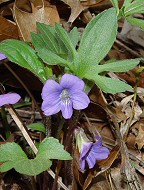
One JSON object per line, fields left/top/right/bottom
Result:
{"left": 0, "top": 53, "right": 6, "bottom": 61}
{"left": 75, "top": 128, "right": 110, "bottom": 171}
{"left": 0, "top": 93, "right": 21, "bottom": 106}
{"left": 41, "top": 74, "right": 90, "bottom": 119}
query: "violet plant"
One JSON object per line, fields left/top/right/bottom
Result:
{"left": 75, "top": 128, "right": 110, "bottom": 171}
{"left": 0, "top": 6, "right": 142, "bottom": 177}
{"left": 42, "top": 73, "right": 90, "bottom": 119}
{"left": 111, "top": 0, "right": 144, "bottom": 30}
{"left": 0, "top": 93, "right": 21, "bottom": 106}
{"left": 0, "top": 52, "right": 6, "bottom": 60}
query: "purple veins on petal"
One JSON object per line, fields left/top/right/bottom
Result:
{"left": 0, "top": 53, "right": 6, "bottom": 61}
{"left": 61, "top": 100, "right": 73, "bottom": 119}
{"left": 0, "top": 93, "right": 21, "bottom": 106}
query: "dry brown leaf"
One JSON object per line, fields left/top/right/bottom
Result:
{"left": 0, "top": 15, "right": 18, "bottom": 40}
{"left": 0, "top": 0, "right": 11, "bottom": 4}
{"left": 83, "top": 171, "right": 95, "bottom": 190}
{"left": 121, "top": 19, "right": 144, "bottom": 48}
{"left": 135, "top": 123, "right": 144, "bottom": 149}
{"left": 98, "top": 144, "right": 120, "bottom": 170}
{"left": 61, "top": 0, "right": 85, "bottom": 23}
{"left": 13, "top": 0, "right": 59, "bottom": 41}
{"left": 73, "top": 148, "right": 84, "bottom": 187}
{"left": 110, "top": 167, "right": 128, "bottom": 190}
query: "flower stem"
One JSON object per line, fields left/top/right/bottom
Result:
{"left": 45, "top": 116, "right": 51, "bottom": 137}
{"left": 1, "top": 106, "right": 10, "bottom": 139}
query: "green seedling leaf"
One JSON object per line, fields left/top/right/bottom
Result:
{"left": 69, "top": 27, "right": 80, "bottom": 48}
{"left": 37, "top": 48, "right": 72, "bottom": 68}
{"left": 123, "top": 0, "right": 132, "bottom": 8}
{"left": 27, "top": 123, "right": 46, "bottom": 133}
{"left": 31, "top": 32, "right": 47, "bottom": 50}
{"left": 37, "top": 137, "right": 72, "bottom": 160}
{"left": 77, "top": 8, "right": 118, "bottom": 77}
{"left": 86, "top": 75, "right": 132, "bottom": 94}
{"left": 36, "top": 22, "right": 59, "bottom": 54}
{"left": 34, "top": 22, "right": 68, "bottom": 57}
{"left": 55, "top": 23, "right": 78, "bottom": 61}
{"left": 0, "top": 138, "right": 72, "bottom": 176}
{"left": 110, "top": 0, "right": 119, "bottom": 15}
{"left": 124, "top": 0, "right": 144, "bottom": 16}
{"left": 96, "top": 59, "right": 140, "bottom": 73}
{"left": 84, "top": 59, "right": 140, "bottom": 93}
{"left": 126, "top": 16, "right": 144, "bottom": 30}
{"left": 0, "top": 40, "right": 47, "bottom": 83}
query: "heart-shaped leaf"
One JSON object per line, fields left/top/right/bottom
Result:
{"left": 37, "top": 137, "right": 72, "bottom": 160}
{"left": 0, "top": 137, "right": 72, "bottom": 176}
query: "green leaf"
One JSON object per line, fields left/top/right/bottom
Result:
{"left": 69, "top": 27, "right": 80, "bottom": 48}
{"left": 55, "top": 23, "right": 78, "bottom": 61}
{"left": 37, "top": 48, "right": 71, "bottom": 68}
{"left": 110, "top": 0, "right": 119, "bottom": 15}
{"left": 31, "top": 32, "right": 47, "bottom": 50}
{"left": 14, "top": 157, "right": 52, "bottom": 176}
{"left": 126, "top": 16, "right": 144, "bottom": 30}
{"left": 0, "top": 142, "right": 27, "bottom": 162}
{"left": 124, "top": 0, "right": 144, "bottom": 16}
{"left": 0, "top": 40, "right": 47, "bottom": 83}
{"left": 86, "top": 75, "right": 132, "bottom": 94}
{"left": 97, "top": 59, "right": 140, "bottom": 73}
{"left": 77, "top": 8, "right": 118, "bottom": 77}
{"left": 123, "top": 0, "right": 132, "bottom": 8}
{"left": 35, "top": 22, "right": 69, "bottom": 57}
{"left": 27, "top": 123, "right": 46, "bottom": 133}
{"left": 0, "top": 138, "right": 72, "bottom": 176}
{"left": 36, "top": 22, "right": 60, "bottom": 53}
{"left": 0, "top": 161, "right": 15, "bottom": 172}
{"left": 37, "top": 137, "right": 72, "bottom": 160}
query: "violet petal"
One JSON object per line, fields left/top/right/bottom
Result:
{"left": 0, "top": 53, "right": 6, "bottom": 61}
{"left": 90, "top": 146, "right": 110, "bottom": 160}
{"left": 60, "top": 74, "right": 84, "bottom": 90}
{"left": 94, "top": 135, "right": 103, "bottom": 147}
{"left": 42, "top": 101, "right": 61, "bottom": 116}
{"left": 85, "top": 145, "right": 110, "bottom": 169}
{"left": 42, "top": 79, "right": 62, "bottom": 99}
{"left": 69, "top": 90, "right": 90, "bottom": 110}
{"left": 86, "top": 151, "right": 97, "bottom": 169}
{"left": 0, "top": 93, "right": 21, "bottom": 106}
{"left": 80, "top": 159, "right": 86, "bottom": 171}
{"left": 41, "top": 92, "right": 60, "bottom": 110}
{"left": 61, "top": 100, "right": 73, "bottom": 119}
{"left": 80, "top": 142, "right": 92, "bottom": 159}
